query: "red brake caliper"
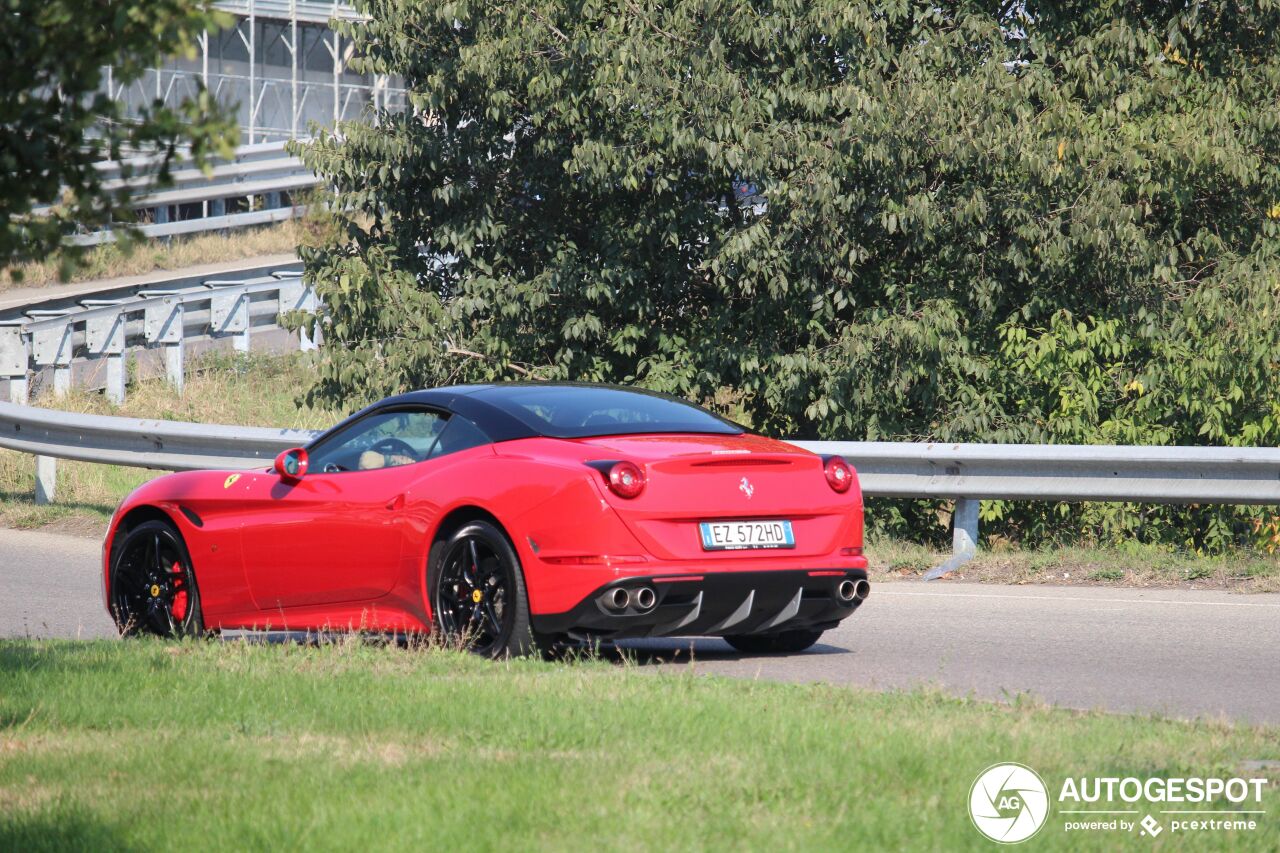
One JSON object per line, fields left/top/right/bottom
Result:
{"left": 170, "top": 561, "right": 188, "bottom": 621}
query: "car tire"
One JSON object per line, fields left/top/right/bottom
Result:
{"left": 428, "top": 520, "right": 540, "bottom": 658}
{"left": 108, "top": 520, "right": 205, "bottom": 638}
{"left": 723, "top": 629, "right": 824, "bottom": 654}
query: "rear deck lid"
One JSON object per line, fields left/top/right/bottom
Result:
{"left": 575, "top": 433, "right": 855, "bottom": 560}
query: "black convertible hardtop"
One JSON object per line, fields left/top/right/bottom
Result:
{"left": 312, "top": 382, "right": 744, "bottom": 447}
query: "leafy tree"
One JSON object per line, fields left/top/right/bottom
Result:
{"left": 1, "top": 0, "right": 238, "bottom": 277}
{"left": 299, "top": 1, "right": 1280, "bottom": 551}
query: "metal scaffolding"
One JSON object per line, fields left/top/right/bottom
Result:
{"left": 103, "top": 1, "right": 405, "bottom": 144}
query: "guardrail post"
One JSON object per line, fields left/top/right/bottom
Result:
{"left": 165, "top": 343, "right": 184, "bottom": 391}
{"left": 299, "top": 283, "right": 318, "bottom": 352}
{"left": 0, "top": 324, "right": 28, "bottom": 405}
{"left": 953, "top": 498, "right": 979, "bottom": 557}
{"left": 276, "top": 276, "right": 318, "bottom": 352}
{"left": 26, "top": 321, "right": 66, "bottom": 503}
{"left": 211, "top": 286, "right": 250, "bottom": 354}
{"left": 28, "top": 318, "right": 74, "bottom": 397}
{"left": 144, "top": 296, "right": 185, "bottom": 394}
{"left": 6, "top": 374, "right": 28, "bottom": 405}
{"left": 35, "top": 456, "right": 56, "bottom": 504}
{"left": 53, "top": 364, "right": 71, "bottom": 396}
{"left": 924, "top": 498, "right": 980, "bottom": 581}
{"left": 86, "top": 310, "right": 127, "bottom": 405}
{"left": 0, "top": 325, "right": 51, "bottom": 502}
{"left": 106, "top": 354, "right": 126, "bottom": 405}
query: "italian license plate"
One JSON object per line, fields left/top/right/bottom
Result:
{"left": 699, "top": 520, "right": 795, "bottom": 551}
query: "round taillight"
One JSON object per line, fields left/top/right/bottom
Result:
{"left": 608, "top": 461, "right": 646, "bottom": 499}
{"left": 824, "top": 456, "right": 853, "bottom": 493}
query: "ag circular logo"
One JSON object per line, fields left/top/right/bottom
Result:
{"left": 969, "top": 763, "right": 1050, "bottom": 844}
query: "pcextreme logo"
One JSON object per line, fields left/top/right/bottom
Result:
{"left": 969, "top": 763, "right": 1051, "bottom": 844}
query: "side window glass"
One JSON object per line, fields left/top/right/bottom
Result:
{"left": 308, "top": 409, "right": 446, "bottom": 473}
{"left": 427, "top": 416, "right": 490, "bottom": 460}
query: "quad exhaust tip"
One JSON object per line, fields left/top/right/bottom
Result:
{"left": 837, "top": 579, "right": 871, "bottom": 603}
{"left": 601, "top": 586, "right": 656, "bottom": 613}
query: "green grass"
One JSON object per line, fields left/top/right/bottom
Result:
{"left": 1, "top": 640, "right": 1276, "bottom": 851}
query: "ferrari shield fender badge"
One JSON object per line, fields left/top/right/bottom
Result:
{"left": 223, "top": 473, "right": 242, "bottom": 489}
{"left": 739, "top": 477, "right": 754, "bottom": 499}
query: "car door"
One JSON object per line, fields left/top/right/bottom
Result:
{"left": 240, "top": 406, "right": 448, "bottom": 610}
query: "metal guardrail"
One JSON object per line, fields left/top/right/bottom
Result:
{"left": 0, "top": 261, "right": 319, "bottom": 506}
{"left": 797, "top": 440, "right": 1280, "bottom": 577}
{"left": 0, "top": 401, "right": 316, "bottom": 472}
{"left": 1, "top": 263, "right": 317, "bottom": 406}
{"left": 2, "top": 401, "right": 1278, "bottom": 578}
{"left": 792, "top": 441, "right": 1280, "bottom": 505}
{"left": 31, "top": 141, "right": 319, "bottom": 245}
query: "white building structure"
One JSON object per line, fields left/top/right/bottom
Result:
{"left": 106, "top": 1, "right": 405, "bottom": 143}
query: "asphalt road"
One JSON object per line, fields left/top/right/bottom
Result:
{"left": 3, "top": 528, "right": 1278, "bottom": 724}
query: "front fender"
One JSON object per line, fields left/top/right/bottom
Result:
{"left": 102, "top": 468, "right": 262, "bottom": 618}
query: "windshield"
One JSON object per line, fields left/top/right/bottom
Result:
{"left": 476, "top": 385, "right": 743, "bottom": 439}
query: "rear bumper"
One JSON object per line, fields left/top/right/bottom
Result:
{"left": 529, "top": 568, "right": 868, "bottom": 640}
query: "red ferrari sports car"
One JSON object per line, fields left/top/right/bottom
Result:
{"left": 104, "top": 383, "right": 869, "bottom": 656}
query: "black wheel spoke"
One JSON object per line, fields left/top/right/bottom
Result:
{"left": 481, "top": 600, "right": 501, "bottom": 635}
{"left": 119, "top": 558, "right": 143, "bottom": 588}
{"left": 466, "top": 539, "right": 481, "bottom": 585}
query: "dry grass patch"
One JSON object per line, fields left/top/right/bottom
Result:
{"left": 251, "top": 732, "right": 445, "bottom": 767}
{"left": 0, "top": 783, "right": 56, "bottom": 814}
{"left": 24, "top": 351, "right": 339, "bottom": 430}
{"left": 2, "top": 198, "right": 359, "bottom": 290}
{"left": 1, "top": 221, "right": 306, "bottom": 290}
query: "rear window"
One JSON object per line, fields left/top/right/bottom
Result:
{"left": 478, "top": 386, "right": 743, "bottom": 438}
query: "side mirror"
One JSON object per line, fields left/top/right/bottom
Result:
{"left": 274, "top": 447, "right": 309, "bottom": 483}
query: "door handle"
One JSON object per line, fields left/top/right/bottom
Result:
{"left": 386, "top": 494, "right": 405, "bottom": 511}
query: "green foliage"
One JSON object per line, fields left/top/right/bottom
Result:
{"left": 0, "top": 0, "right": 238, "bottom": 277}
{"left": 298, "top": 0, "right": 1280, "bottom": 552}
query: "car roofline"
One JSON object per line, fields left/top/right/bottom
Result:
{"left": 305, "top": 382, "right": 745, "bottom": 450}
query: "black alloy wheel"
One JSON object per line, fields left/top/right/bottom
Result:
{"left": 431, "top": 521, "right": 535, "bottom": 658}
{"left": 109, "top": 520, "right": 204, "bottom": 637}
